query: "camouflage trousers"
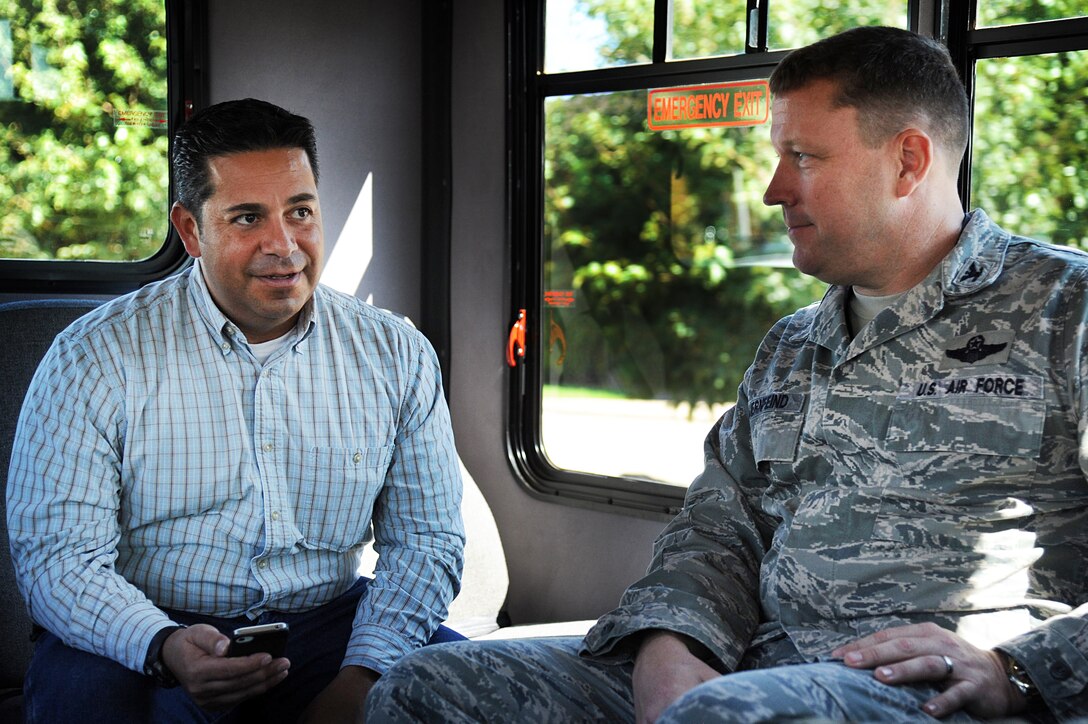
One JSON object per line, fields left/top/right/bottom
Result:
{"left": 365, "top": 635, "right": 980, "bottom": 723}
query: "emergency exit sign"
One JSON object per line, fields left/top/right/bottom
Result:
{"left": 647, "top": 80, "right": 769, "bottom": 130}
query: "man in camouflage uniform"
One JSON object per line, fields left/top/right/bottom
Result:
{"left": 366, "top": 26, "right": 1087, "bottom": 722}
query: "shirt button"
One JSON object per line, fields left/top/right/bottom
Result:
{"left": 257, "top": 560, "right": 268, "bottom": 570}
{"left": 271, "top": 511, "right": 281, "bottom": 521}
{"left": 263, "top": 443, "right": 274, "bottom": 453}
{"left": 221, "top": 342, "right": 231, "bottom": 352}
{"left": 353, "top": 451, "right": 363, "bottom": 464}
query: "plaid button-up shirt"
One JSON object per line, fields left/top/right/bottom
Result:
{"left": 7, "top": 262, "right": 463, "bottom": 674}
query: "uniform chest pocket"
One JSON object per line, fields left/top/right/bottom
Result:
{"left": 297, "top": 445, "right": 393, "bottom": 551}
{"left": 886, "top": 396, "right": 1045, "bottom": 458}
{"left": 751, "top": 411, "right": 804, "bottom": 464}
{"left": 880, "top": 395, "right": 1043, "bottom": 550}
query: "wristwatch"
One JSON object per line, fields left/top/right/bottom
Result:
{"left": 144, "top": 625, "right": 186, "bottom": 688}
{"left": 1001, "top": 651, "right": 1039, "bottom": 700}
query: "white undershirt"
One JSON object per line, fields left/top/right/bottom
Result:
{"left": 248, "top": 331, "right": 294, "bottom": 364}
{"left": 848, "top": 288, "right": 907, "bottom": 336}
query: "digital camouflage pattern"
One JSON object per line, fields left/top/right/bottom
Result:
{"left": 367, "top": 637, "right": 635, "bottom": 722}
{"left": 582, "top": 210, "right": 1088, "bottom": 720}
{"left": 366, "top": 636, "right": 979, "bottom": 722}
{"left": 367, "top": 210, "right": 1088, "bottom": 722}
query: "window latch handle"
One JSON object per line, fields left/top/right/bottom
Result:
{"left": 506, "top": 308, "right": 527, "bottom": 367}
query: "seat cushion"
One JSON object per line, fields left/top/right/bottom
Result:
{"left": 0, "top": 299, "right": 102, "bottom": 693}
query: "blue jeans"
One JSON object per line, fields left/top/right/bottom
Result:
{"left": 24, "top": 577, "right": 464, "bottom": 724}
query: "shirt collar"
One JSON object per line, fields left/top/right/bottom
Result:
{"left": 806, "top": 208, "right": 1011, "bottom": 352}
{"left": 186, "top": 259, "right": 318, "bottom": 354}
{"left": 939, "top": 208, "right": 1009, "bottom": 297}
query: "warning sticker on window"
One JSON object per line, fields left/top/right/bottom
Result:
{"left": 647, "top": 80, "right": 769, "bottom": 131}
{"left": 114, "top": 109, "right": 169, "bottom": 128}
{"left": 544, "top": 290, "right": 576, "bottom": 308}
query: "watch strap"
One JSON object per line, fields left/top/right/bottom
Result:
{"left": 1001, "top": 650, "right": 1039, "bottom": 700}
{"left": 144, "top": 624, "right": 186, "bottom": 688}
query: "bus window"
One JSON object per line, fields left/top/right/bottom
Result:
{"left": 0, "top": 0, "right": 170, "bottom": 263}
{"left": 544, "top": 0, "right": 651, "bottom": 73}
{"left": 767, "top": 1, "right": 905, "bottom": 50}
{"left": 669, "top": 0, "right": 747, "bottom": 59}
{"left": 977, "top": 2, "right": 1086, "bottom": 28}
{"left": 541, "top": 88, "right": 823, "bottom": 487}
{"left": 517, "top": 2, "right": 904, "bottom": 506}
{"left": 512, "top": 1, "right": 1088, "bottom": 512}
{"left": 972, "top": 50, "right": 1088, "bottom": 250}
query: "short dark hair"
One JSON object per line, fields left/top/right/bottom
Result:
{"left": 172, "top": 98, "right": 319, "bottom": 221}
{"left": 769, "top": 26, "right": 969, "bottom": 160}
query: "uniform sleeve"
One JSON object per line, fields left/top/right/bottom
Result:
{"left": 6, "top": 333, "right": 175, "bottom": 673}
{"left": 994, "top": 271, "right": 1088, "bottom": 719}
{"left": 343, "top": 334, "right": 465, "bottom": 673}
{"left": 996, "top": 606, "right": 1088, "bottom": 720}
{"left": 580, "top": 376, "right": 777, "bottom": 672}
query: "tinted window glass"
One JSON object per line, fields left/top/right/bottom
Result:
{"left": 971, "top": 50, "right": 1088, "bottom": 250}
{"left": 768, "top": 1, "right": 906, "bottom": 50}
{"left": 0, "top": 0, "right": 169, "bottom": 261}
{"left": 542, "top": 89, "right": 825, "bottom": 486}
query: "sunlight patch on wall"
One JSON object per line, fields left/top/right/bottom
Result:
{"left": 322, "top": 171, "right": 374, "bottom": 304}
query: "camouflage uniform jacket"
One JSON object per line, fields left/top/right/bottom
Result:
{"left": 582, "top": 210, "right": 1088, "bottom": 719}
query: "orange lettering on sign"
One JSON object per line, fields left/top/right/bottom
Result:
{"left": 647, "top": 81, "right": 769, "bottom": 131}
{"left": 544, "top": 290, "right": 576, "bottom": 308}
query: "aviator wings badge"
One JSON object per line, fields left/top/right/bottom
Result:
{"left": 941, "top": 332, "right": 1013, "bottom": 368}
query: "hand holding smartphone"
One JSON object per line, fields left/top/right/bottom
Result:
{"left": 226, "top": 622, "right": 289, "bottom": 658}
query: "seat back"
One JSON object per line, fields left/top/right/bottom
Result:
{"left": 0, "top": 299, "right": 102, "bottom": 700}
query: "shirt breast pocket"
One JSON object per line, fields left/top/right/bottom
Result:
{"left": 298, "top": 445, "right": 393, "bottom": 551}
{"left": 877, "top": 396, "right": 1045, "bottom": 547}
{"left": 751, "top": 411, "right": 805, "bottom": 476}
{"left": 886, "top": 396, "right": 1045, "bottom": 458}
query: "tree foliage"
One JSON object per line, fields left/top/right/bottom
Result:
{"left": 544, "top": 0, "right": 1088, "bottom": 408}
{"left": 544, "top": 89, "right": 824, "bottom": 406}
{"left": 0, "top": 0, "right": 168, "bottom": 261}
{"left": 972, "top": 49, "right": 1088, "bottom": 248}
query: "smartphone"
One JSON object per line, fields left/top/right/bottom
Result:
{"left": 227, "top": 622, "right": 289, "bottom": 658}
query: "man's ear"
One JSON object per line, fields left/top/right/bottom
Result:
{"left": 894, "top": 128, "right": 934, "bottom": 198}
{"left": 170, "top": 202, "right": 202, "bottom": 258}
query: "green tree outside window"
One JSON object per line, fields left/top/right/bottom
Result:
{"left": 540, "top": 1, "right": 1087, "bottom": 484}
{"left": 0, "top": 0, "right": 168, "bottom": 261}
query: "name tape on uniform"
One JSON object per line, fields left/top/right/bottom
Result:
{"left": 898, "top": 374, "right": 1043, "bottom": 400}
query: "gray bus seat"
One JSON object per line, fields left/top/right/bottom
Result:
{"left": 0, "top": 299, "right": 104, "bottom": 723}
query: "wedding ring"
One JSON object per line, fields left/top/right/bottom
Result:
{"left": 942, "top": 654, "right": 955, "bottom": 678}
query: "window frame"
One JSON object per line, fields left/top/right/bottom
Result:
{"left": 944, "top": 7, "right": 1088, "bottom": 204}
{"left": 506, "top": 0, "right": 1088, "bottom": 516}
{"left": 0, "top": 0, "right": 207, "bottom": 295}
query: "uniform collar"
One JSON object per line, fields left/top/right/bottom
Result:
{"left": 806, "top": 209, "right": 1010, "bottom": 353}
{"left": 939, "top": 209, "right": 1010, "bottom": 297}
